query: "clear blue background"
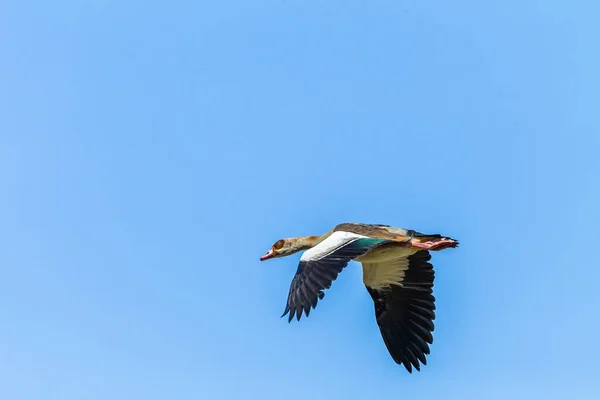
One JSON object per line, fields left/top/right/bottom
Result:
{"left": 2, "top": 1, "right": 599, "bottom": 399}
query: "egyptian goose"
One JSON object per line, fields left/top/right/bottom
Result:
{"left": 260, "top": 222, "right": 458, "bottom": 373}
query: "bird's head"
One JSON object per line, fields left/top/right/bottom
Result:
{"left": 260, "top": 236, "right": 319, "bottom": 261}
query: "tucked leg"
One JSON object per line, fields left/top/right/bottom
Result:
{"left": 410, "top": 237, "right": 458, "bottom": 251}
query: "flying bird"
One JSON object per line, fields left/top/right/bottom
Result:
{"left": 260, "top": 222, "right": 458, "bottom": 373}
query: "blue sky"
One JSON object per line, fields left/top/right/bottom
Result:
{"left": 1, "top": 1, "right": 599, "bottom": 399}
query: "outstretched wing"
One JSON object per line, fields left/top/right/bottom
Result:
{"left": 362, "top": 250, "right": 436, "bottom": 373}
{"left": 282, "top": 231, "right": 390, "bottom": 322}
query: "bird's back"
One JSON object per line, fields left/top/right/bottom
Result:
{"left": 333, "top": 222, "right": 412, "bottom": 241}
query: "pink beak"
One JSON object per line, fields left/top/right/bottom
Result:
{"left": 260, "top": 249, "right": 275, "bottom": 261}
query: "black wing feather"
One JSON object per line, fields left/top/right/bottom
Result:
{"left": 282, "top": 238, "right": 390, "bottom": 322}
{"left": 366, "top": 250, "right": 436, "bottom": 373}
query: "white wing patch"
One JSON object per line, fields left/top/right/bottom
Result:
{"left": 359, "top": 246, "right": 418, "bottom": 290}
{"left": 300, "top": 231, "right": 368, "bottom": 262}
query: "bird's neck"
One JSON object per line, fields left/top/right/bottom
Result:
{"left": 292, "top": 235, "right": 321, "bottom": 250}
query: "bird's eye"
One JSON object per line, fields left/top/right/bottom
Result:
{"left": 274, "top": 240, "right": 284, "bottom": 249}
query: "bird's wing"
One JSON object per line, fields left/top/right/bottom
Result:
{"left": 281, "top": 231, "right": 391, "bottom": 322}
{"left": 361, "top": 250, "right": 436, "bottom": 373}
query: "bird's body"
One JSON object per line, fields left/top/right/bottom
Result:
{"left": 260, "top": 222, "right": 458, "bottom": 373}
